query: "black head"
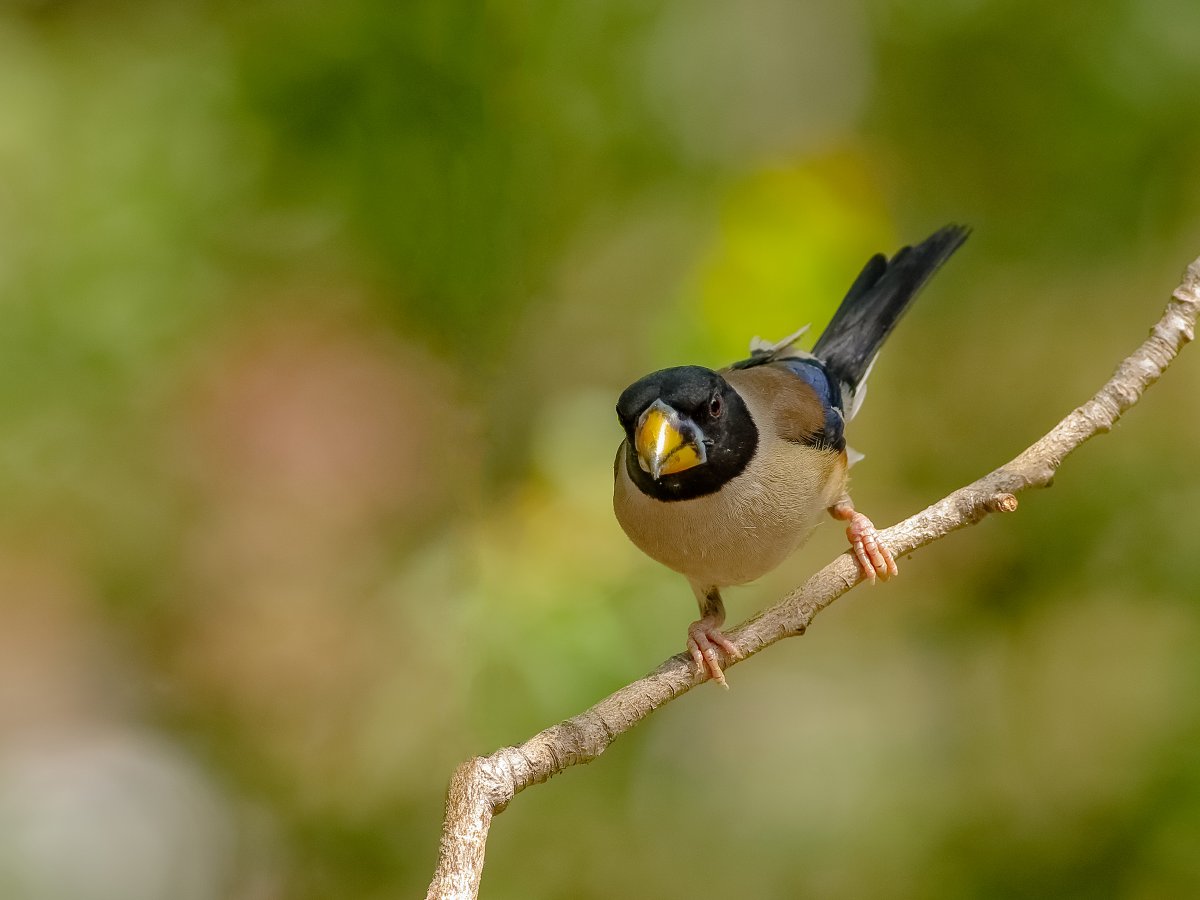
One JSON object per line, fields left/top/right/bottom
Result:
{"left": 615, "top": 365, "right": 757, "bottom": 501}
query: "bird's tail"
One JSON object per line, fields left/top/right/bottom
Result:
{"left": 812, "top": 224, "right": 969, "bottom": 392}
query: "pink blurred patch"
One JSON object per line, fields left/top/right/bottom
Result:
{"left": 167, "top": 313, "right": 476, "bottom": 777}
{"left": 183, "top": 316, "right": 476, "bottom": 527}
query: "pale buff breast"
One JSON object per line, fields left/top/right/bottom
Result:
{"left": 613, "top": 434, "right": 847, "bottom": 589}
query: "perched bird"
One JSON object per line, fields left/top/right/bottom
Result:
{"left": 613, "top": 225, "right": 969, "bottom": 687}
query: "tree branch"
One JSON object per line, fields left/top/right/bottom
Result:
{"left": 426, "top": 257, "right": 1200, "bottom": 900}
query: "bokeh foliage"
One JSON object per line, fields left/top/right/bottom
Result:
{"left": 1, "top": 1, "right": 1199, "bottom": 898}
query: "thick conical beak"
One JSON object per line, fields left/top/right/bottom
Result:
{"left": 634, "top": 400, "right": 707, "bottom": 480}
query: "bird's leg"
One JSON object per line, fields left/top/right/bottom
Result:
{"left": 829, "top": 497, "right": 898, "bottom": 583}
{"left": 686, "top": 586, "right": 740, "bottom": 689}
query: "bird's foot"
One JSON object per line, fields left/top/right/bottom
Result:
{"left": 687, "top": 617, "right": 739, "bottom": 688}
{"left": 830, "top": 502, "right": 897, "bottom": 583}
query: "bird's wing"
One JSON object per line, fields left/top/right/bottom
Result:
{"left": 723, "top": 360, "right": 846, "bottom": 452}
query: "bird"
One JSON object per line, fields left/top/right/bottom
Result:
{"left": 613, "top": 224, "right": 969, "bottom": 687}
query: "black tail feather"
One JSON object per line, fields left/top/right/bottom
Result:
{"left": 812, "top": 224, "right": 969, "bottom": 390}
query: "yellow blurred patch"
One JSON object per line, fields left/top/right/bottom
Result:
{"left": 691, "top": 152, "right": 895, "bottom": 361}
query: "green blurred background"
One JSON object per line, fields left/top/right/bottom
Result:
{"left": 1, "top": 1, "right": 1199, "bottom": 898}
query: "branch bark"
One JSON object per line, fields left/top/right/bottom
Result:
{"left": 427, "top": 257, "right": 1200, "bottom": 900}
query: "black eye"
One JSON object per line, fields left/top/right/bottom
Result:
{"left": 709, "top": 393, "right": 723, "bottom": 418}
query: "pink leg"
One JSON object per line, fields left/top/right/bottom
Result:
{"left": 687, "top": 587, "right": 740, "bottom": 688}
{"left": 829, "top": 500, "right": 898, "bottom": 583}
{"left": 687, "top": 617, "right": 739, "bottom": 689}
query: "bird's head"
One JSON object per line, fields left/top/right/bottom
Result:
{"left": 615, "top": 366, "right": 757, "bottom": 500}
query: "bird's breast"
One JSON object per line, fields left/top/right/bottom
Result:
{"left": 613, "top": 438, "right": 847, "bottom": 588}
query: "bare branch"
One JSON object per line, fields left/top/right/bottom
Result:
{"left": 426, "top": 257, "right": 1200, "bottom": 900}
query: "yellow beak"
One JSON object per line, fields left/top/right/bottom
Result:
{"left": 634, "top": 400, "right": 707, "bottom": 480}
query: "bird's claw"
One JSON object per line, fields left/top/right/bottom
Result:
{"left": 844, "top": 511, "right": 897, "bottom": 583}
{"left": 686, "top": 617, "right": 739, "bottom": 688}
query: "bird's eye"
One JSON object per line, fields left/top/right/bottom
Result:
{"left": 709, "top": 393, "right": 723, "bottom": 418}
